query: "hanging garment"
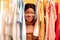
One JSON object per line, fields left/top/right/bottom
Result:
{"left": 0, "top": 1, "right": 4, "bottom": 40}
{"left": 33, "top": 21, "right": 39, "bottom": 37}
{"left": 17, "top": 0, "right": 23, "bottom": 40}
{"left": 22, "top": 7, "right": 26, "bottom": 40}
{"left": 55, "top": 2, "right": 59, "bottom": 40}
{"left": 1, "top": 0, "right": 12, "bottom": 40}
{"left": 17, "top": 0, "right": 23, "bottom": 23}
{"left": 22, "top": 0, "right": 26, "bottom": 40}
{"left": 0, "top": 0, "right": 1, "bottom": 34}
{"left": 8, "top": 0, "right": 18, "bottom": 40}
{"left": 45, "top": 0, "right": 57, "bottom": 40}
{"left": 37, "top": 0, "right": 45, "bottom": 40}
{"left": 33, "top": 0, "right": 39, "bottom": 37}
{"left": 1, "top": 0, "right": 18, "bottom": 40}
{"left": 59, "top": 13, "right": 60, "bottom": 40}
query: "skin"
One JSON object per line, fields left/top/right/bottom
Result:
{"left": 25, "top": 7, "right": 38, "bottom": 40}
{"left": 25, "top": 8, "right": 35, "bottom": 23}
{"left": 25, "top": 8, "right": 35, "bottom": 40}
{"left": 25, "top": 8, "right": 35, "bottom": 33}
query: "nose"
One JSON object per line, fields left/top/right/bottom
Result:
{"left": 29, "top": 13, "right": 32, "bottom": 17}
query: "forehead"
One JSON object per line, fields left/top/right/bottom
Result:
{"left": 25, "top": 8, "right": 34, "bottom": 12}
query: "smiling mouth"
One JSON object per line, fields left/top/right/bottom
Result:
{"left": 28, "top": 17, "right": 32, "bottom": 19}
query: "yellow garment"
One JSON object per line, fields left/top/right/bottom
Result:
{"left": 38, "top": 0, "right": 45, "bottom": 40}
{"left": 33, "top": 0, "right": 46, "bottom": 40}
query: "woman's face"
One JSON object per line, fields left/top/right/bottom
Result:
{"left": 25, "top": 8, "right": 35, "bottom": 22}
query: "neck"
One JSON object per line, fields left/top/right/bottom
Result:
{"left": 26, "top": 21, "right": 35, "bottom": 26}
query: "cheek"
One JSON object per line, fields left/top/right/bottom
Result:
{"left": 25, "top": 14, "right": 29, "bottom": 20}
{"left": 25, "top": 14, "right": 35, "bottom": 21}
{"left": 32, "top": 14, "right": 34, "bottom": 17}
{"left": 25, "top": 14, "right": 29, "bottom": 18}
{"left": 31, "top": 14, "right": 35, "bottom": 17}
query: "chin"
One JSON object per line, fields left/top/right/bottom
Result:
{"left": 27, "top": 21, "right": 32, "bottom": 22}
{"left": 27, "top": 20, "right": 32, "bottom": 22}
{"left": 26, "top": 18, "right": 33, "bottom": 22}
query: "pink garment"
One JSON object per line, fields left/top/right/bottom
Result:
{"left": 45, "top": 1, "right": 57, "bottom": 40}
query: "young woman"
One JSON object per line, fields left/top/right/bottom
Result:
{"left": 24, "top": 3, "right": 38, "bottom": 40}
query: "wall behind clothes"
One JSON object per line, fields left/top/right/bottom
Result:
{"left": 24, "top": 0, "right": 36, "bottom": 4}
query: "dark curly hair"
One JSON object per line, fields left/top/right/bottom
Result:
{"left": 24, "top": 3, "right": 36, "bottom": 12}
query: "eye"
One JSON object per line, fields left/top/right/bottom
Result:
{"left": 31, "top": 12, "right": 34, "bottom": 14}
{"left": 26, "top": 12, "right": 29, "bottom": 14}
{"left": 25, "top": 12, "right": 29, "bottom": 14}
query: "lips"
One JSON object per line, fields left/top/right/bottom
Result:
{"left": 28, "top": 17, "right": 32, "bottom": 20}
